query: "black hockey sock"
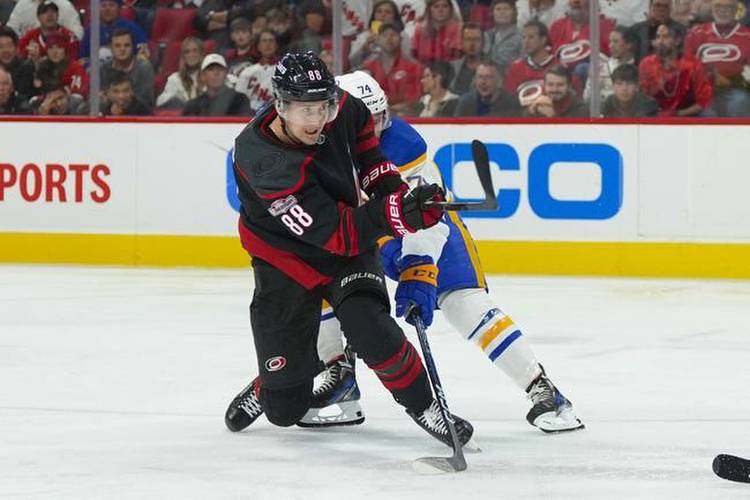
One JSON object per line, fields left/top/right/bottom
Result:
{"left": 368, "top": 339, "right": 432, "bottom": 414}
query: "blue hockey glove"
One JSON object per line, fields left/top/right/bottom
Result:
{"left": 394, "top": 255, "right": 438, "bottom": 327}
{"left": 379, "top": 237, "right": 403, "bottom": 281}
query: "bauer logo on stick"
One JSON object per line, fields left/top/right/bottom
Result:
{"left": 265, "top": 356, "right": 287, "bottom": 372}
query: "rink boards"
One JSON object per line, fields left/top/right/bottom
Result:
{"left": 1, "top": 119, "right": 749, "bottom": 278}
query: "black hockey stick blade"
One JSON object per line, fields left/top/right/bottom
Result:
{"left": 424, "top": 140, "right": 498, "bottom": 212}
{"left": 713, "top": 454, "right": 750, "bottom": 483}
{"left": 407, "top": 307, "right": 467, "bottom": 473}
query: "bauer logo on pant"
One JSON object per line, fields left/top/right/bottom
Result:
{"left": 265, "top": 356, "right": 287, "bottom": 372}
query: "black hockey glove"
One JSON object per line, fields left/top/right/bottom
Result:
{"left": 381, "top": 184, "right": 445, "bottom": 237}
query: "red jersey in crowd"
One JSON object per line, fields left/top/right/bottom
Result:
{"left": 363, "top": 52, "right": 423, "bottom": 106}
{"left": 411, "top": 20, "right": 462, "bottom": 64}
{"left": 684, "top": 22, "right": 750, "bottom": 83}
{"left": 548, "top": 14, "right": 616, "bottom": 66}
{"left": 18, "top": 26, "right": 79, "bottom": 60}
{"left": 504, "top": 54, "right": 557, "bottom": 105}
{"left": 638, "top": 54, "right": 713, "bottom": 115}
{"left": 61, "top": 59, "right": 89, "bottom": 97}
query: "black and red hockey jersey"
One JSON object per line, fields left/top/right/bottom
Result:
{"left": 233, "top": 91, "right": 404, "bottom": 289}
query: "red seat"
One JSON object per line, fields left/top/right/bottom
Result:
{"left": 469, "top": 4, "right": 493, "bottom": 31}
{"left": 159, "top": 40, "right": 184, "bottom": 75}
{"left": 150, "top": 8, "right": 198, "bottom": 45}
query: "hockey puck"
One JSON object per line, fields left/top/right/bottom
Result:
{"left": 713, "top": 454, "right": 750, "bottom": 483}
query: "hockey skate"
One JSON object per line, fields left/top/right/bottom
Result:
{"left": 225, "top": 377, "right": 263, "bottom": 432}
{"left": 525, "top": 367, "right": 584, "bottom": 433}
{"left": 407, "top": 400, "right": 476, "bottom": 450}
{"left": 297, "top": 346, "right": 365, "bottom": 427}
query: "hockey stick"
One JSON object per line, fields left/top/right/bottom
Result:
{"left": 713, "top": 454, "right": 750, "bottom": 483}
{"left": 423, "top": 140, "right": 498, "bottom": 212}
{"left": 407, "top": 308, "right": 467, "bottom": 473}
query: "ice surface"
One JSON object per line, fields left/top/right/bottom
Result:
{"left": 1, "top": 265, "right": 749, "bottom": 499}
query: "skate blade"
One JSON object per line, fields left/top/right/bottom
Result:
{"left": 297, "top": 401, "right": 365, "bottom": 428}
{"left": 532, "top": 407, "right": 585, "bottom": 433}
{"left": 413, "top": 456, "right": 467, "bottom": 474}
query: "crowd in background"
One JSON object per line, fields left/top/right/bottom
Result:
{"left": 1, "top": 0, "right": 749, "bottom": 117}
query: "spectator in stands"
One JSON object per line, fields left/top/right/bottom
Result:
{"left": 266, "top": 6, "right": 294, "bottom": 49}
{"left": 34, "top": 32, "right": 88, "bottom": 96}
{"left": 450, "top": 22, "right": 482, "bottom": 94}
{"left": 235, "top": 28, "right": 278, "bottom": 114}
{"left": 102, "top": 70, "right": 151, "bottom": 115}
{"left": 31, "top": 79, "right": 83, "bottom": 114}
{"left": 584, "top": 25, "right": 637, "bottom": 102}
{"left": 672, "top": 0, "right": 714, "bottom": 26}
{"left": 505, "top": 20, "right": 557, "bottom": 107}
{"left": 549, "top": 0, "right": 616, "bottom": 81}
{"left": 6, "top": 0, "right": 82, "bottom": 39}
{"left": 526, "top": 63, "right": 587, "bottom": 116}
{"left": 349, "top": 0, "right": 404, "bottom": 68}
{"left": 225, "top": 17, "right": 257, "bottom": 77}
{"left": 601, "top": 63, "right": 659, "bottom": 116}
{"left": 516, "top": 0, "right": 566, "bottom": 30}
{"left": 363, "top": 22, "right": 423, "bottom": 115}
{"left": 483, "top": 0, "right": 522, "bottom": 71}
{"left": 629, "top": 0, "right": 679, "bottom": 63}
{"left": 684, "top": 0, "right": 750, "bottom": 116}
{"left": 101, "top": 28, "right": 154, "bottom": 106}
{"left": 156, "top": 37, "right": 205, "bottom": 109}
{"left": 0, "top": 27, "right": 35, "bottom": 98}
{"left": 600, "top": 0, "right": 649, "bottom": 27}
{"left": 196, "top": 0, "right": 256, "bottom": 52}
{"left": 0, "top": 67, "right": 31, "bottom": 113}
{"left": 415, "top": 59, "right": 459, "bottom": 116}
{"left": 80, "top": 0, "right": 149, "bottom": 61}
{"left": 18, "top": 1, "right": 79, "bottom": 62}
{"left": 183, "top": 53, "right": 251, "bottom": 116}
{"left": 639, "top": 23, "right": 713, "bottom": 116}
{"left": 454, "top": 59, "right": 520, "bottom": 116}
{"left": 411, "top": 0, "right": 463, "bottom": 64}
{"left": 289, "top": 0, "right": 327, "bottom": 54}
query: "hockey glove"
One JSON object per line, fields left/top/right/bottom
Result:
{"left": 394, "top": 254, "right": 439, "bottom": 327}
{"left": 379, "top": 237, "right": 403, "bottom": 281}
{"left": 382, "top": 184, "right": 445, "bottom": 237}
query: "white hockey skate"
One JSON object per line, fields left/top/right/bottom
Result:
{"left": 526, "top": 368, "right": 584, "bottom": 433}
{"left": 297, "top": 347, "right": 365, "bottom": 427}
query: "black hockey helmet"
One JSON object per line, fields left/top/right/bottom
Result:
{"left": 272, "top": 51, "right": 338, "bottom": 102}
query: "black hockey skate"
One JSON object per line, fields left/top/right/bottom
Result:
{"left": 407, "top": 400, "right": 475, "bottom": 449}
{"left": 526, "top": 367, "right": 584, "bottom": 433}
{"left": 225, "top": 377, "right": 263, "bottom": 432}
{"left": 297, "top": 346, "right": 365, "bottom": 427}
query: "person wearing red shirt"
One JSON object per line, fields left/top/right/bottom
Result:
{"left": 33, "top": 33, "right": 88, "bottom": 97}
{"left": 17, "top": 1, "right": 79, "bottom": 62}
{"left": 505, "top": 20, "right": 558, "bottom": 107}
{"left": 684, "top": 0, "right": 750, "bottom": 116}
{"left": 364, "top": 22, "right": 423, "bottom": 115}
{"left": 548, "top": 0, "right": 615, "bottom": 78}
{"left": 411, "top": 0, "right": 462, "bottom": 65}
{"left": 639, "top": 23, "right": 713, "bottom": 116}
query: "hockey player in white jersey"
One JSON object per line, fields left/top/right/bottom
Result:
{"left": 225, "top": 71, "right": 584, "bottom": 434}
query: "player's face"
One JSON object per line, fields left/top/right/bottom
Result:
{"left": 47, "top": 44, "right": 66, "bottom": 63}
{"left": 613, "top": 79, "right": 637, "bottom": 103}
{"left": 544, "top": 73, "right": 568, "bottom": 101}
{"left": 282, "top": 99, "right": 336, "bottom": 145}
{"left": 0, "top": 37, "right": 16, "bottom": 65}
{"left": 372, "top": 110, "right": 390, "bottom": 138}
{"left": 712, "top": 0, "right": 738, "bottom": 24}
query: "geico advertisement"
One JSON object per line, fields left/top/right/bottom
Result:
{"left": 2, "top": 121, "right": 637, "bottom": 241}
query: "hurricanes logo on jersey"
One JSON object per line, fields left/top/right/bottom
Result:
{"left": 557, "top": 40, "right": 591, "bottom": 66}
{"left": 697, "top": 43, "right": 742, "bottom": 63}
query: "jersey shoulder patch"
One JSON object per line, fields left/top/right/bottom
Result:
{"left": 380, "top": 117, "right": 427, "bottom": 169}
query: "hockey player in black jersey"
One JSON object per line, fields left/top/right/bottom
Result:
{"left": 227, "top": 51, "right": 473, "bottom": 449}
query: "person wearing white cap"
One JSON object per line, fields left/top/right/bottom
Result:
{"left": 182, "top": 53, "right": 251, "bottom": 116}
